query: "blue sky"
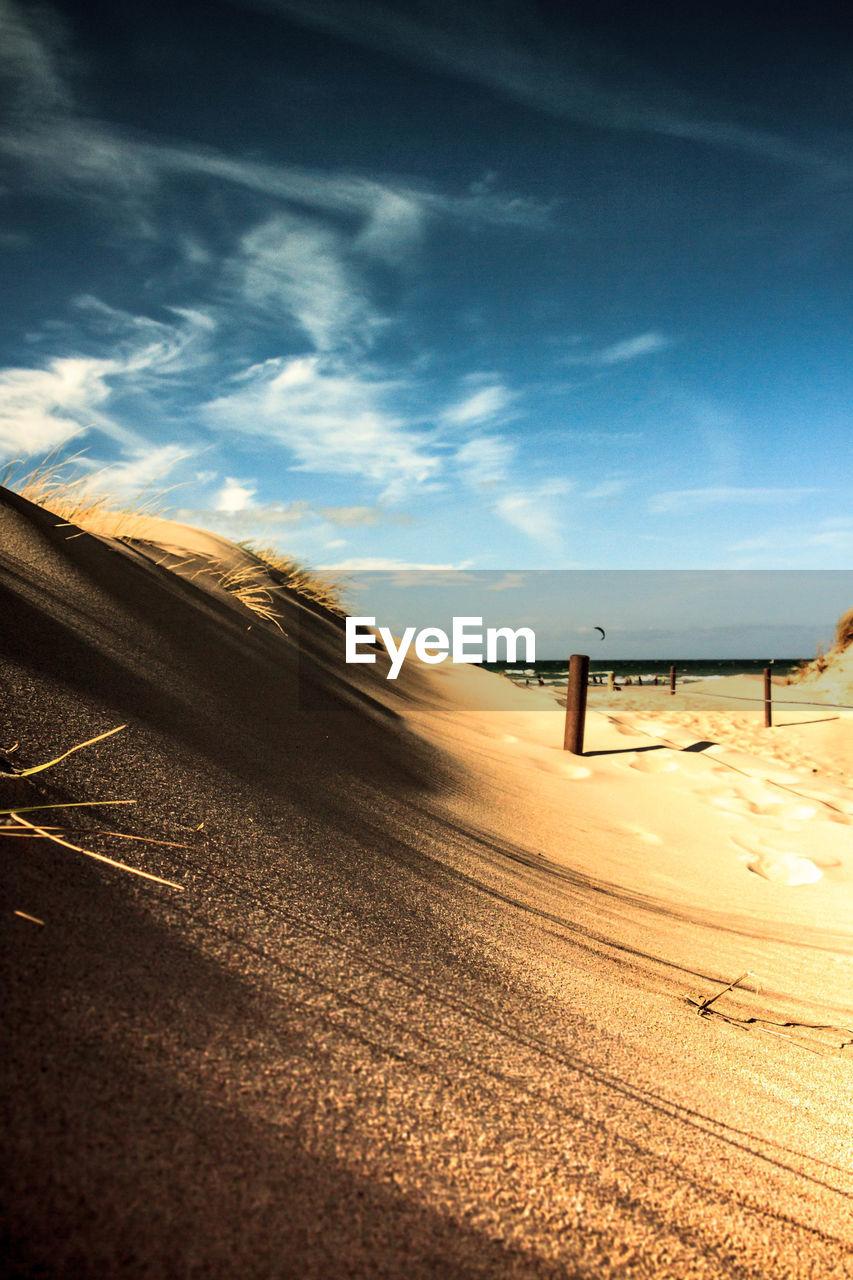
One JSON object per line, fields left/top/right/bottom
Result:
{"left": 1, "top": 0, "right": 852, "bottom": 572}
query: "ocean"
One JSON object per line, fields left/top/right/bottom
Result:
{"left": 484, "top": 658, "right": 806, "bottom": 686}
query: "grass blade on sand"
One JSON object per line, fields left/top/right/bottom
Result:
{"left": 9, "top": 813, "right": 184, "bottom": 890}
{"left": 11, "top": 725, "right": 126, "bottom": 778}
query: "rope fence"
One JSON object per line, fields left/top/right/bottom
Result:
{"left": 664, "top": 690, "right": 853, "bottom": 711}
{"left": 563, "top": 654, "right": 853, "bottom": 754}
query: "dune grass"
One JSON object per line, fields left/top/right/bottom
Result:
{"left": 239, "top": 541, "right": 347, "bottom": 616}
{"left": 833, "top": 606, "right": 853, "bottom": 653}
{"left": 2, "top": 447, "right": 347, "bottom": 623}
{"left": 1, "top": 447, "right": 173, "bottom": 541}
{"left": 213, "top": 563, "right": 285, "bottom": 631}
{"left": 789, "top": 603, "right": 853, "bottom": 683}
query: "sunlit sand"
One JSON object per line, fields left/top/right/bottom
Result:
{"left": 3, "top": 489, "right": 852, "bottom": 1278}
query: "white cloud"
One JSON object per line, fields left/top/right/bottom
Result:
{"left": 595, "top": 332, "right": 672, "bottom": 364}
{"left": 455, "top": 435, "right": 515, "bottom": 488}
{"left": 215, "top": 477, "right": 257, "bottom": 514}
{"left": 724, "top": 516, "right": 853, "bottom": 567}
{"left": 442, "top": 383, "right": 513, "bottom": 427}
{"left": 573, "top": 332, "right": 672, "bottom": 367}
{"left": 0, "top": 299, "right": 219, "bottom": 462}
{"left": 204, "top": 354, "right": 440, "bottom": 501}
{"left": 176, "top": 499, "right": 310, "bottom": 532}
{"left": 0, "top": 106, "right": 549, "bottom": 239}
{"left": 92, "top": 444, "right": 188, "bottom": 496}
{"left": 234, "top": 214, "right": 377, "bottom": 353}
{"left": 809, "top": 519, "right": 853, "bottom": 549}
{"left": 0, "top": 355, "right": 119, "bottom": 455}
{"left": 0, "top": 297, "right": 220, "bottom": 476}
{"left": 0, "top": 118, "right": 160, "bottom": 205}
{"left": 354, "top": 189, "right": 424, "bottom": 264}
{"left": 74, "top": 296, "right": 216, "bottom": 376}
{"left": 0, "top": 0, "right": 73, "bottom": 116}
{"left": 649, "top": 487, "right": 819, "bottom": 515}
{"left": 493, "top": 480, "right": 571, "bottom": 551}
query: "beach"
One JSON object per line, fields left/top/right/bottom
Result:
{"left": 2, "top": 487, "right": 852, "bottom": 1279}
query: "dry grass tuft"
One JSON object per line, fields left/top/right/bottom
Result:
{"left": 2, "top": 446, "right": 347, "bottom": 626}
{"left": 833, "top": 606, "right": 853, "bottom": 653}
{"left": 1, "top": 446, "right": 174, "bottom": 541}
{"left": 788, "top": 603, "right": 853, "bottom": 683}
{"left": 240, "top": 541, "right": 347, "bottom": 616}
{"left": 213, "top": 564, "right": 285, "bottom": 631}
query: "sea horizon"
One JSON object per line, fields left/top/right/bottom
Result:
{"left": 485, "top": 657, "right": 807, "bottom": 683}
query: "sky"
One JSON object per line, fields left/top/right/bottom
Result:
{"left": 1, "top": 0, "right": 852, "bottom": 577}
{"left": 345, "top": 570, "right": 853, "bottom": 660}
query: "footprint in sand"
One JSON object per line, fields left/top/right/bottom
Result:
{"left": 562, "top": 764, "right": 592, "bottom": 780}
{"left": 712, "top": 791, "right": 759, "bottom": 817}
{"left": 744, "top": 851, "right": 823, "bottom": 886}
{"left": 533, "top": 755, "right": 591, "bottom": 779}
{"left": 627, "top": 753, "right": 679, "bottom": 775}
{"left": 731, "top": 836, "right": 824, "bottom": 885}
{"left": 777, "top": 803, "right": 818, "bottom": 822}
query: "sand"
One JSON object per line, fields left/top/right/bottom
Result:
{"left": 2, "top": 488, "right": 852, "bottom": 1279}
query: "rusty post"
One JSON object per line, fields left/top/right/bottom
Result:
{"left": 564, "top": 653, "right": 589, "bottom": 754}
{"left": 763, "top": 666, "right": 772, "bottom": 728}
{"left": 669, "top": 664, "right": 676, "bottom": 696}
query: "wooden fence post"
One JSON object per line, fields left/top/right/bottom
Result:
{"left": 669, "top": 664, "right": 676, "bottom": 696}
{"left": 564, "top": 653, "right": 589, "bottom": 754}
{"left": 763, "top": 666, "right": 772, "bottom": 728}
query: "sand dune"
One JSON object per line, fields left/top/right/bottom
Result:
{"left": 2, "top": 487, "right": 852, "bottom": 1279}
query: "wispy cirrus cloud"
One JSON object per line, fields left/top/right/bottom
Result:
{"left": 579, "top": 331, "right": 672, "bottom": 367}
{"left": 73, "top": 296, "right": 216, "bottom": 376}
{"left": 442, "top": 381, "right": 513, "bottom": 427}
{"left": 454, "top": 435, "right": 515, "bottom": 489}
{"left": 247, "top": 0, "right": 853, "bottom": 180}
{"left": 3, "top": 113, "right": 551, "bottom": 238}
{"left": 0, "top": 0, "right": 551, "bottom": 245}
{"left": 89, "top": 443, "right": 189, "bottom": 496}
{"left": 320, "top": 505, "right": 411, "bottom": 527}
{"left": 0, "top": 299, "right": 215, "bottom": 459}
{"left": 649, "top": 486, "right": 819, "bottom": 515}
{"left": 0, "top": 0, "right": 73, "bottom": 116}
{"left": 494, "top": 479, "right": 572, "bottom": 552}
{"left": 727, "top": 515, "right": 853, "bottom": 563}
{"left": 450, "top": 411, "right": 573, "bottom": 549}
{"left": 204, "top": 354, "right": 440, "bottom": 501}
{"left": 231, "top": 213, "right": 380, "bottom": 354}
{"left": 321, "top": 557, "right": 471, "bottom": 571}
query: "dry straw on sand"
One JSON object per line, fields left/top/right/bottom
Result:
{"left": 1, "top": 725, "right": 183, "bottom": 889}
